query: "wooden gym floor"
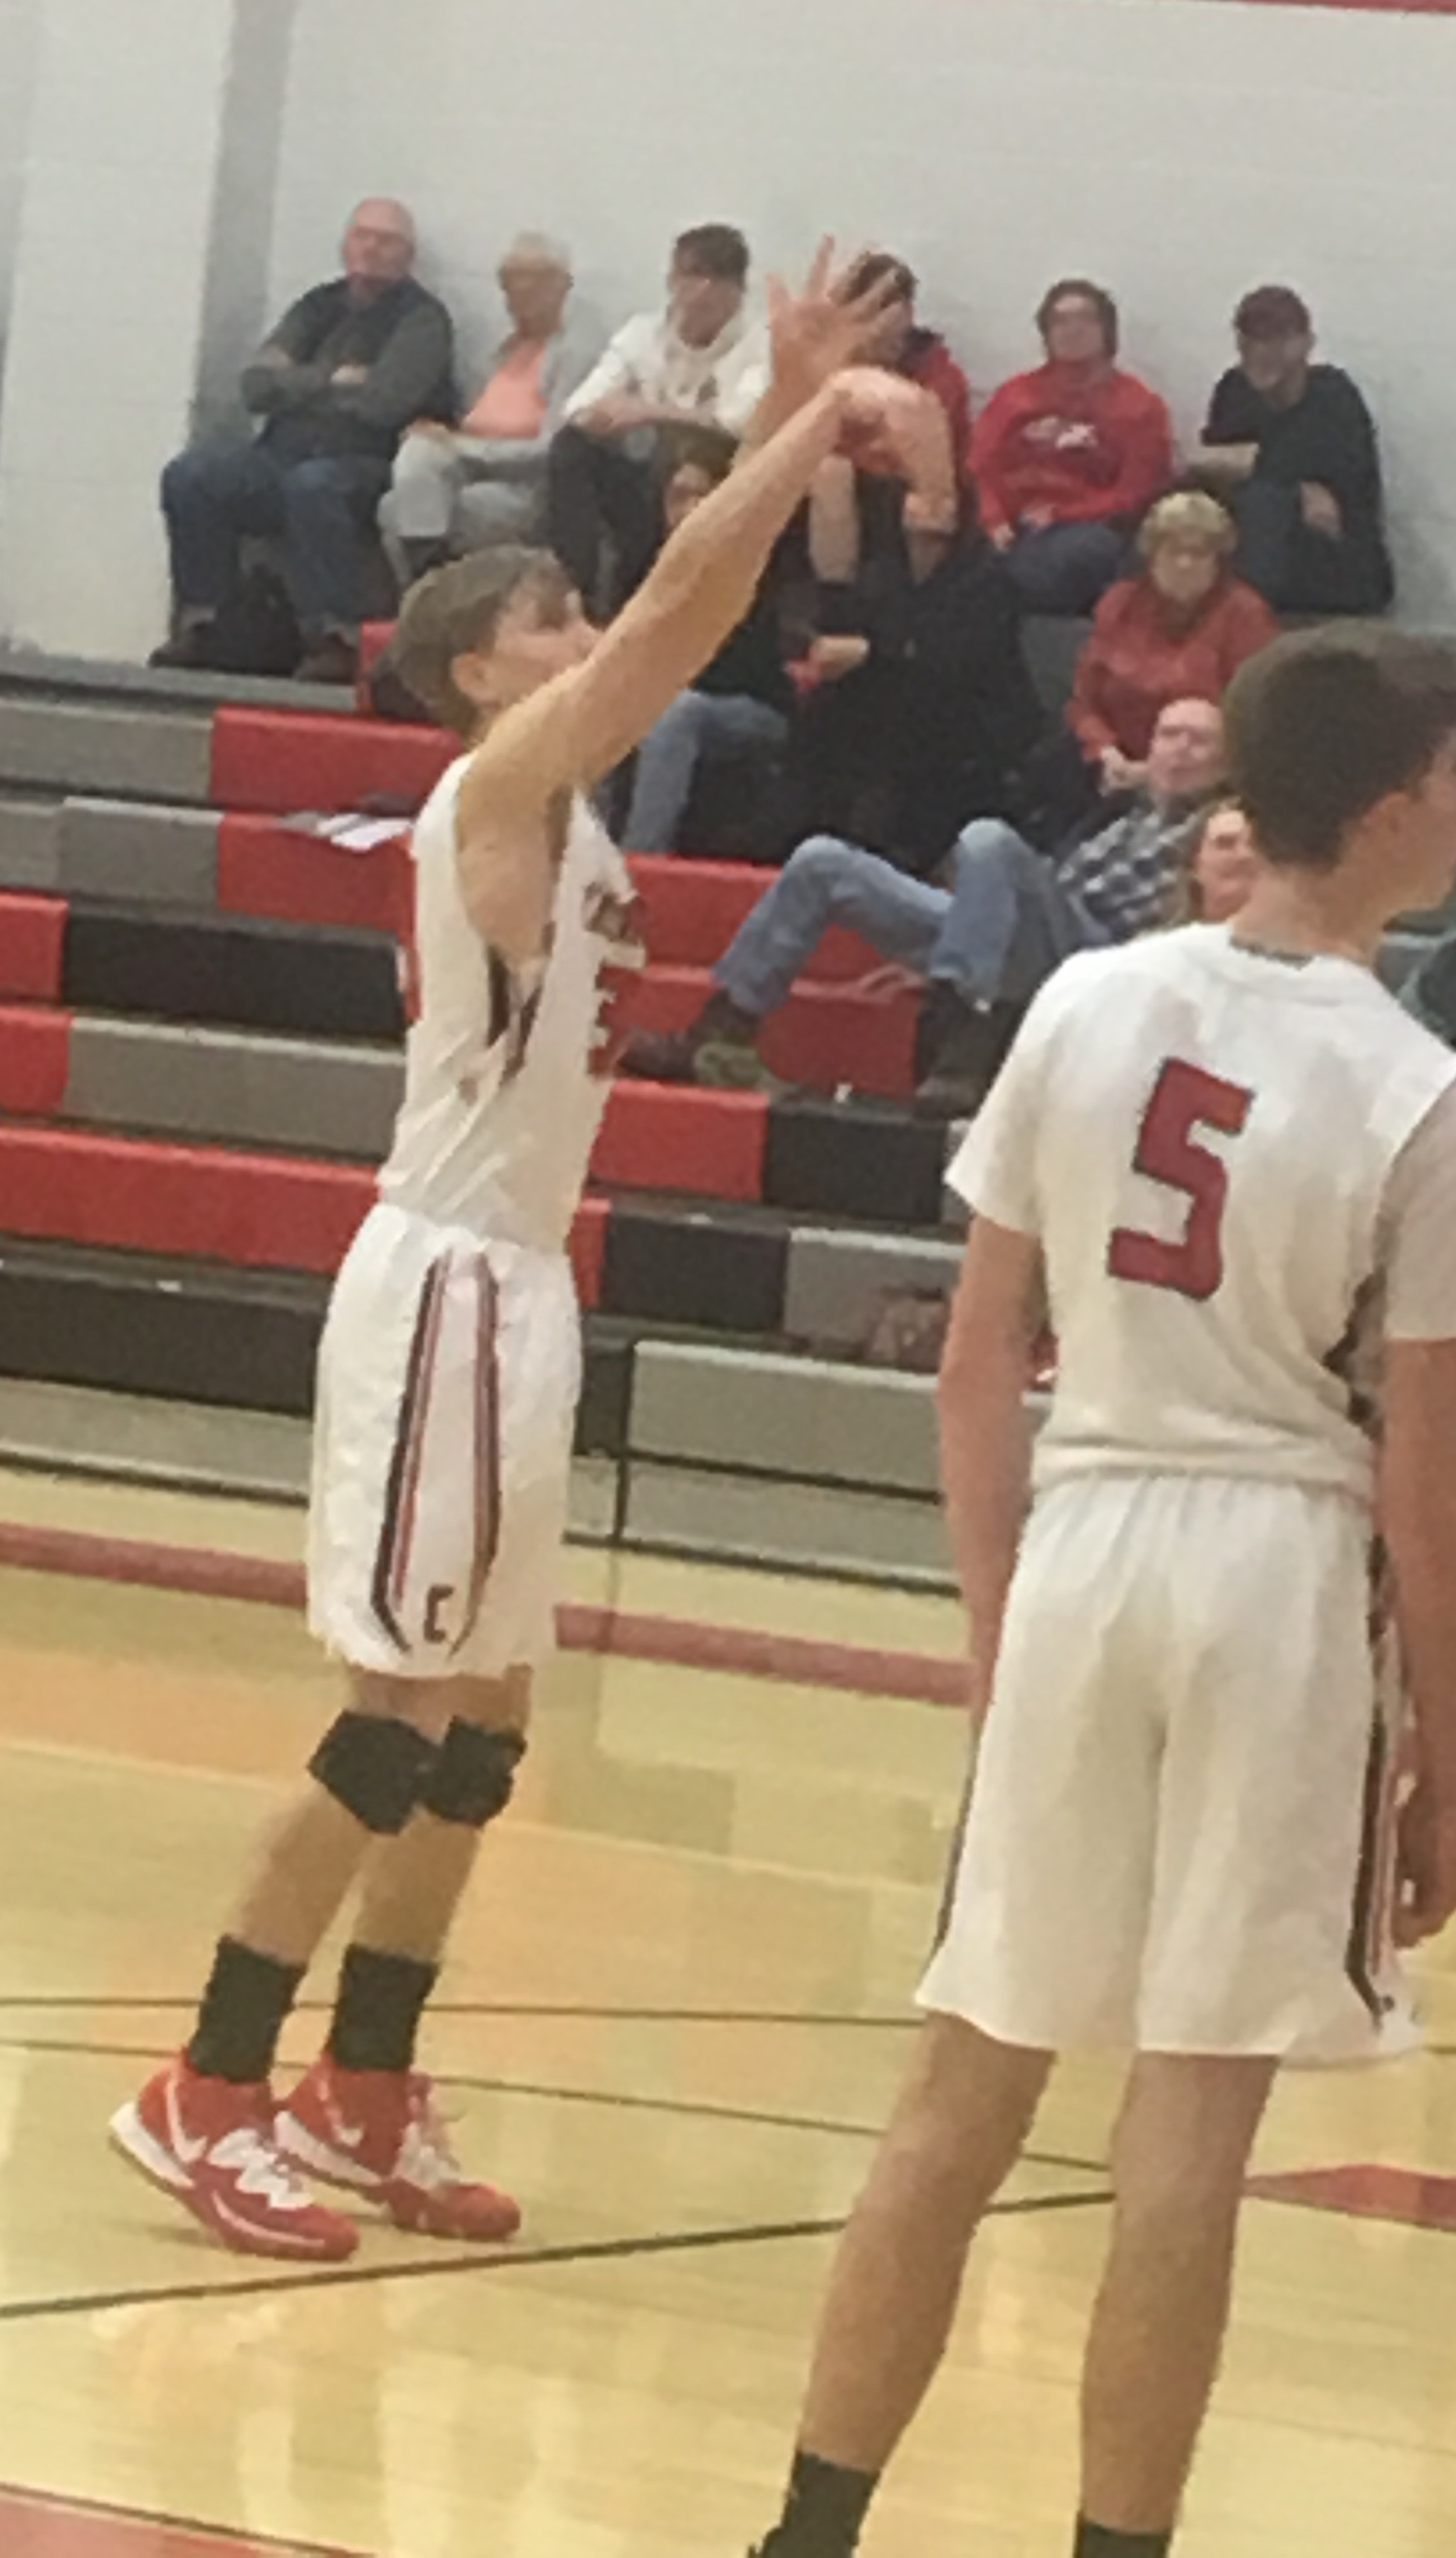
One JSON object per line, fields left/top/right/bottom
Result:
{"left": 0, "top": 1467, "right": 1452, "bottom": 2558}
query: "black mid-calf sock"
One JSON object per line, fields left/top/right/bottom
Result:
{"left": 327, "top": 1945, "right": 440, "bottom": 2074}
{"left": 186, "top": 1936, "right": 306, "bottom": 2084}
{"left": 756, "top": 2450, "right": 880, "bottom": 2555}
{"left": 1075, "top": 2523, "right": 1174, "bottom": 2558}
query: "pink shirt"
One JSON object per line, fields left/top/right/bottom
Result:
{"left": 462, "top": 341, "right": 548, "bottom": 441}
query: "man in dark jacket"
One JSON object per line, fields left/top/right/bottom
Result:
{"left": 781, "top": 489, "right": 1043, "bottom": 880}
{"left": 1199, "top": 285, "right": 1393, "bottom": 615}
{"left": 155, "top": 199, "right": 455, "bottom": 682}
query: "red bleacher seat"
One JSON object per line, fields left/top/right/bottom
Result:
{"left": 0, "top": 894, "right": 66, "bottom": 1002}
{"left": 216, "top": 814, "right": 410, "bottom": 935}
{"left": 0, "top": 1006, "right": 71, "bottom": 1116}
{"left": 0, "top": 1124, "right": 373, "bottom": 1272}
{"left": 595, "top": 1081, "right": 766, "bottom": 1200}
{"left": 209, "top": 707, "right": 454, "bottom": 818}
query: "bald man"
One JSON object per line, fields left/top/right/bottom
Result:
{"left": 157, "top": 198, "right": 456, "bottom": 682}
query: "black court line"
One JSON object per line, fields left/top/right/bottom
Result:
{"left": 0, "top": 2187, "right": 1111, "bottom": 2329}
{"left": 0, "top": 1993, "right": 920, "bottom": 2028}
{"left": 0, "top": 2032, "right": 1107, "bottom": 2178}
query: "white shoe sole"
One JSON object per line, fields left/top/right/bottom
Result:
{"left": 108, "top": 2099, "right": 194, "bottom": 2195}
{"left": 108, "top": 2099, "right": 358, "bottom": 2260}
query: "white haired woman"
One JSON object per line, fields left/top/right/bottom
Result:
{"left": 382, "top": 234, "right": 603, "bottom": 583}
{"left": 1070, "top": 489, "right": 1279, "bottom": 792}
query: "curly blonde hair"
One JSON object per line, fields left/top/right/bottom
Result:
{"left": 1138, "top": 490, "right": 1238, "bottom": 564}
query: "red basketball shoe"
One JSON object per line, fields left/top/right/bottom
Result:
{"left": 110, "top": 2057, "right": 360, "bottom": 2260}
{"left": 277, "top": 2059, "right": 521, "bottom": 2242}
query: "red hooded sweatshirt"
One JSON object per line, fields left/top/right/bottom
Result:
{"left": 901, "top": 328, "right": 974, "bottom": 485}
{"left": 971, "top": 360, "right": 1172, "bottom": 536}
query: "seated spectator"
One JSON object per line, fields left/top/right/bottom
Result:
{"left": 547, "top": 223, "right": 770, "bottom": 617}
{"left": 970, "top": 279, "right": 1172, "bottom": 614}
{"left": 843, "top": 252, "right": 974, "bottom": 478}
{"left": 616, "top": 432, "right": 794, "bottom": 852}
{"left": 1170, "top": 799, "right": 1262, "bottom": 925}
{"left": 380, "top": 235, "right": 600, "bottom": 584}
{"left": 776, "top": 443, "right": 1043, "bottom": 879}
{"left": 1069, "top": 492, "right": 1279, "bottom": 787}
{"left": 1199, "top": 286, "right": 1394, "bottom": 615}
{"left": 623, "top": 699, "right": 1224, "bottom": 1113}
{"left": 155, "top": 199, "right": 454, "bottom": 683}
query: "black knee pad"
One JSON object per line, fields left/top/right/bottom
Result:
{"left": 308, "top": 1711, "right": 437, "bottom": 1834}
{"left": 419, "top": 1721, "right": 526, "bottom": 1829}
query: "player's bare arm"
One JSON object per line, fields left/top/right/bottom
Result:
{"left": 1380, "top": 1337, "right": 1456, "bottom": 1945}
{"left": 937, "top": 1217, "right": 1045, "bottom": 1726}
{"left": 452, "top": 249, "right": 920, "bottom": 965}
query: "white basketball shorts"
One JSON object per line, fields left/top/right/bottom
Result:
{"left": 920, "top": 1472, "right": 1413, "bottom": 2065}
{"left": 307, "top": 1202, "right": 581, "bottom": 1681}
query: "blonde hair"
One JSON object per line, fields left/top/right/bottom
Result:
{"left": 1161, "top": 796, "right": 1242, "bottom": 926}
{"left": 1139, "top": 489, "right": 1237, "bottom": 563}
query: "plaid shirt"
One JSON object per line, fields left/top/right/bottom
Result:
{"left": 1054, "top": 801, "right": 1202, "bottom": 942}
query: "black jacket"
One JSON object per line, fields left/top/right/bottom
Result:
{"left": 1205, "top": 362, "right": 1393, "bottom": 610}
{"left": 789, "top": 533, "right": 1044, "bottom": 874}
{"left": 244, "top": 276, "right": 456, "bottom": 464}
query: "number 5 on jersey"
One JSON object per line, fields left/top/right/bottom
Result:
{"left": 1109, "top": 1058, "right": 1254, "bottom": 1301}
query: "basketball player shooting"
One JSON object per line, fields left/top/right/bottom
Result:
{"left": 109, "top": 246, "right": 922, "bottom": 2262}
{"left": 748, "top": 625, "right": 1456, "bottom": 2558}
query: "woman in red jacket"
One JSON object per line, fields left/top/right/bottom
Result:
{"left": 1070, "top": 491, "right": 1280, "bottom": 789}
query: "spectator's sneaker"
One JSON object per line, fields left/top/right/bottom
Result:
{"left": 278, "top": 2059, "right": 521, "bottom": 2243}
{"left": 109, "top": 2057, "right": 360, "bottom": 2260}
{"left": 692, "top": 1036, "right": 781, "bottom": 1093}
{"left": 619, "top": 1026, "right": 700, "bottom": 1082}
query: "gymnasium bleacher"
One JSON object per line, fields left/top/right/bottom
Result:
{"left": 0, "top": 646, "right": 972, "bottom": 1584}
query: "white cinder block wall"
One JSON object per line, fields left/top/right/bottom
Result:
{"left": 5, "top": 0, "right": 1456, "bottom": 652}
{"left": 267, "top": 0, "right": 1456, "bottom": 625}
{"left": 0, "top": 0, "right": 43, "bottom": 378}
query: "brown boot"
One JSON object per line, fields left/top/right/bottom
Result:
{"left": 619, "top": 991, "right": 766, "bottom": 1086}
{"left": 912, "top": 983, "right": 1023, "bottom": 1119}
{"left": 296, "top": 633, "right": 360, "bottom": 686}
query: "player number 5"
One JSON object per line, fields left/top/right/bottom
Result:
{"left": 1108, "top": 1058, "right": 1254, "bottom": 1301}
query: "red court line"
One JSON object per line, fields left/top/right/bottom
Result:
{"left": 1247, "top": 2163, "right": 1456, "bottom": 2230}
{"left": 0, "top": 1520, "right": 968, "bottom": 1707}
{"left": 0, "top": 2482, "right": 357, "bottom": 2557}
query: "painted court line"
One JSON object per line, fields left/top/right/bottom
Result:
{"left": 0, "top": 2482, "right": 357, "bottom": 2557}
{"left": 0, "top": 1519, "right": 969, "bottom": 1706}
{"left": 0, "top": 2190, "right": 1111, "bottom": 2330}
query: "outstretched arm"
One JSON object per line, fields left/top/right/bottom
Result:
{"left": 455, "top": 247, "right": 912, "bottom": 954}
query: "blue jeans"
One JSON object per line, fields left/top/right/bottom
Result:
{"left": 714, "top": 824, "right": 1106, "bottom": 1019}
{"left": 1004, "top": 521, "right": 1126, "bottom": 615}
{"left": 623, "top": 692, "right": 788, "bottom": 853}
{"left": 161, "top": 440, "right": 392, "bottom": 638}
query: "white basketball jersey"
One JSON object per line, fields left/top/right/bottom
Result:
{"left": 952, "top": 924, "right": 1456, "bottom": 1499}
{"left": 378, "top": 758, "right": 644, "bottom": 1251}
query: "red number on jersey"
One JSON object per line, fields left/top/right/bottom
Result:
{"left": 1108, "top": 1057, "right": 1254, "bottom": 1301}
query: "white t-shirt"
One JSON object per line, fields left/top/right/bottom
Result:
{"left": 378, "top": 760, "right": 645, "bottom": 1253}
{"left": 562, "top": 307, "right": 771, "bottom": 435}
{"left": 949, "top": 924, "right": 1456, "bottom": 1501}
